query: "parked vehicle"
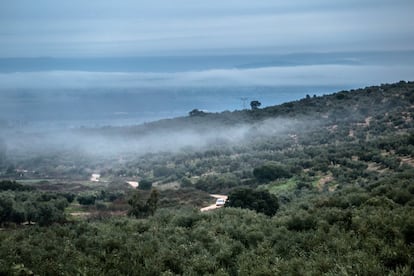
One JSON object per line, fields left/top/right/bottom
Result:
{"left": 216, "top": 198, "right": 226, "bottom": 206}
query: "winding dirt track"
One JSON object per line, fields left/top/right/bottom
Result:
{"left": 200, "top": 194, "right": 228, "bottom": 212}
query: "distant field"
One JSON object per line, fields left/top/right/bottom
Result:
{"left": 13, "top": 179, "right": 53, "bottom": 184}
{"left": 260, "top": 178, "right": 298, "bottom": 195}
{"left": 8, "top": 178, "right": 113, "bottom": 193}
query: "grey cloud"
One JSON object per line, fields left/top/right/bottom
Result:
{"left": 0, "top": 1, "right": 413, "bottom": 57}
{"left": 1, "top": 1, "right": 411, "bottom": 20}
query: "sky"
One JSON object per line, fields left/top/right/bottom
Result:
{"left": 0, "top": 0, "right": 413, "bottom": 88}
{"left": 1, "top": 0, "right": 414, "bottom": 57}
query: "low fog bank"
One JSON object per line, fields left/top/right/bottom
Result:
{"left": 0, "top": 86, "right": 340, "bottom": 128}
{"left": 0, "top": 117, "right": 314, "bottom": 162}
{"left": 1, "top": 65, "right": 413, "bottom": 89}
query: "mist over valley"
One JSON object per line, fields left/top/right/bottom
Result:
{"left": 1, "top": 1, "right": 414, "bottom": 275}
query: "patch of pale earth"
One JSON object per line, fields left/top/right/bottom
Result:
{"left": 70, "top": 212, "right": 92, "bottom": 217}
{"left": 400, "top": 157, "right": 414, "bottom": 167}
{"left": 70, "top": 211, "right": 127, "bottom": 217}
{"left": 402, "top": 112, "right": 412, "bottom": 123}
{"left": 153, "top": 181, "right": 180, "bottom": 190}
{"left": 355, "top": 117, "right": 372, "bottom": 128}
{"left": 366, "top": 162, "right": 387, "bottom": 173}
{"left": 201, "top": 171, "right": 217, "bottom": 177}
{"left": 381, "top": 150, "right": 394, "bottom": 157}
{"left": 229, "top": 154, "right": 241, "bottom": 159}
{"left": 327, "top": 125, "right": 338, "bottom": 132}
{"left": 328, "top": 184, "right": 338, "bottom": 192}
{"left": 317, "top": 175, "right": 334, "bottom": 192}
{"left": 289, "top": 134, "right": 298, "bottom": 141}
{"left": 127, "top": 181, "right": 138, "bottom": 188}
{"left": 90, "top": 174, "right": 100, "bottom": 182}
{"left": 210, "top": 194, "right": 228, "bottom": 200}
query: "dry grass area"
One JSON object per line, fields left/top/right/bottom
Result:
{"left": 400, "top": 156, "right": 414, "bottom": 167}
{"left": 154, "top": 181, "right": 180, "bottom": 191}
{"left": 327, "top": 124, "right": 338, "bottom": 132}
{"left": 70, "top": 210, "right": 127, "bottom": 219}
{"left": 402, "top": 112, "right": 412, "bottom": 123}
{"left": 366, "top": 162, "right": 387, "bottom": 173}
{"left": 317, "top": 175, "right": 334, "bottom": 192}
{"left": 70, "top": 212, "right": 92, "bottom": 217}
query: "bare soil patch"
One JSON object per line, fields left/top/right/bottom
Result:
{"left": 317, "top": 175, "right": 334, "bottom": 192}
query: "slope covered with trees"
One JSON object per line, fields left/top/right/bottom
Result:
{"left": 0, "top": 81, "right": 414, "bottom": 275}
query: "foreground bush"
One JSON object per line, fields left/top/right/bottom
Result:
{"left": 1, "top": 204, "right": 413, "bottom": 275}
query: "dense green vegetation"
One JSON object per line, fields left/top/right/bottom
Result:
{"left": 128, "top": 189, "right": 159, "bottom": 218}
{"left": 0, "top": 81, "right": 414, "bottom": 274}
{"left": 225, "top": 188, "right": 279, "bottom": 216}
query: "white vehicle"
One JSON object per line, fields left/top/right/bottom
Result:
{"left": 216, "top": 198, "right": 226, "bottom": 206}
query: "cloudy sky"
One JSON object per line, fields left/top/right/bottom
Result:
{"left": 1, "top": 0, "right": 413, "bottom": 57}
{"left": 0, "top": 0, "right": 413, "bottom": 87}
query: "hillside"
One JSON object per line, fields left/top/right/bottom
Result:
{"left": 69, "top": 80, "right": 414, "bottom": 195}
{"left": 96, "top": 80, "right": 414, "bottom": 134}
{"left": 1, "top": 81, "right": 414, "bottom": 275}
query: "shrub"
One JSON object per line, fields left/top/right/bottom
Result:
{"left": 0, "top": 180, "right": 34, "bottom": 191}
{"left": 402, "top": 219, "right": 414, "bottom": 244}
{"left": 195, "top": 173, "right": 239, "bottom": 193}
{"left": 392, "top": 190, "right": 412, "bottom": 205}
{"left": 253, "top": 162, "right": 292, "bottom": 182}
{"left": 77, "top": 194, "right": 96, "bottom": 205}
{"left": 180, "top": 177, "right": 193, "bottom": 188}
{"left": 128, "top": 189, "right": 158, "bottom": 218}
{"left": 138, "top": 179, "right": 152, "bottom": 190}
{"left": 286, "top": 215, "right": 317, "bottom": 231}
{"left": 153, "top": 166, "right": 175, "bottom": 178}
{"left": 225, "top": 188, "right": 279, "bottom": 216}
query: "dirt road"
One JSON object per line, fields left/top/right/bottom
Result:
{"left": 200, "top": 194, "right": 228, "bottom": 212}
